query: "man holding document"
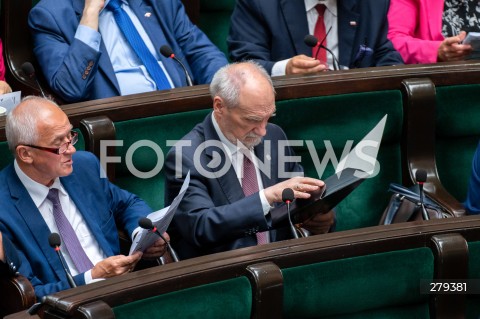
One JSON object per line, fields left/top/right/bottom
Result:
{"left": 0, "top": 96, "right": 168, "bottom": 299}
{"left": 164, "top": 62, "right": 336, "bottom": 260}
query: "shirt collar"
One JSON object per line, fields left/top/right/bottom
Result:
{"left": 14, "top": 160, "right": 67, "bottom": 208}
{"left": 305, "top": 0, "right": 337, "bottom": 15}
{"left": 211, "top": 113, "right": 240, "bottom": 158}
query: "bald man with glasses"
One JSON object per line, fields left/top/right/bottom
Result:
{"left": 0, "top": 96, "right": 169, "bottom": 299}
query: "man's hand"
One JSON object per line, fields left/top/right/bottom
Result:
{"left": 286, "top": 55, "right": 328, "bottom": 75}
{"left": 264, "top": 176, "right": 324, "bottom": 205}
{"left": 142, "top": 233, "right": 170, "bottom": 259}
{"left": 91, "top": 251, "right": 142, "bottom": 279}
{"left": 80, "top": 0, "right": 105, "bottom": 31}
{"left": 437, "top": 31, "right": 472, "bottom": 62}
{"left": 301, "top": 209, "right": 335, "bottom": 235}
{"left": 0, "top": 81, "right": 12, "bottom": 95}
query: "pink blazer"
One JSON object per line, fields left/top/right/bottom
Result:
{"left": 0, "top": 39, "right": 5, "bottom": 81}
{"left": 388, "top": 0, "right": 445, "bottom": 64}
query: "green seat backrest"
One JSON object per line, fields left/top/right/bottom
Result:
{"left": 283, "top": 247, "right": 433, "bottom": 319}
{"left": 113, "top": 277, "right": 252, "bottom": 319}
{"left": 114, "top": 109, "right": 211, "bottom": 210}
{"left": 0, "top": 141, "right": 14, "bottom": 171}
{"left": 467, "top": 241, "right": 480, "bottom": 319}
{"left": 199, "top": 0, "right": 236, "bottom": 58}
{"left": 272, "top": 90, "right": 403, "bottom": 231}
{"left": 435, "top": 84, "right": 480, "bottom": 202}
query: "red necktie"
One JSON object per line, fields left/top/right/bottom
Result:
{"left": 313, "top": 4, "right": 327, "bottom": 64}
{"left": 242, "top": 153, "right": 268, "bottom": 245}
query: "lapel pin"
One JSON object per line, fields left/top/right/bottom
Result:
{"left": 350, "top": 21, "right": 357, "bottom": 26}
{"left": 144, "top": 12, "right": 152, "bottom": 18}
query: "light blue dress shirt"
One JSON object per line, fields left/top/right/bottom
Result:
{"left": 74, "top": 0, "right": 174, "bottom": 96}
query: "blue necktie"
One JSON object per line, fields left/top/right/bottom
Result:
{"left": 106, "top": 0, "right": 171, "bottom": 90}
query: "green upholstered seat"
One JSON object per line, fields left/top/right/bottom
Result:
{"left": 113, "top": 109, "right": 211, "bottom": 210}
{"left": 282, "top": 247, "right": 433, "bottom": 318}
{"left": 435, "top": 84, "right": 480, "bottom": 203}
{"left": 273, "top": 90, "right": 403, "bottom": 231}
{"left": 112, "top": 277, "right": 252, "bottom": 319}
{"left": 199, "top": 0, "right": 235, "bottom": 58}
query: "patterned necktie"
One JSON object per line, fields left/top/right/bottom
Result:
{"left": 106, "top": 0, "right": 171, "bottom": 90}
{"left": 313, "top": 4, "right": 327, "bottom": 64}
{"left": 47, "top": 188, "right": 94, "bottom": 273}
{"left": 242, "top": 152, "right": 268, "bottom": 245}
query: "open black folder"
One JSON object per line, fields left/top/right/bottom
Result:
{"left": 271, "top": 168, "right": 367, "bottom": 227}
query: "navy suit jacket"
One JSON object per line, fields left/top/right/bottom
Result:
{"left": 228, "top": 0, "right": 404, "bottom": 74}
{"left": 28, "top": 0, "right": 228, "bottom": 103}
{"left": 164, "top": 114, "right": 304, "bottom": 259}
{"left": 0, "top": 151, "right": 152, "bottom": 298}
{"left": 0, "top": 234, "right": 20, "bottom": 277}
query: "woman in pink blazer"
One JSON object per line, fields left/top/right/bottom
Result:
{"left": 387, "top": 0, "right": 474, "bottom": 64}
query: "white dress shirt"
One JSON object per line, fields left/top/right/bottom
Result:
{"left": 271, "top": 0, "right": 340, "bottom": 76}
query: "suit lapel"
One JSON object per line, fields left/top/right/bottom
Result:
{"left": 280, "top": 0, "right": 311, "bottom": 55}
{"left": 6, "top": 169, "right": 66, "bottom": 280}
{"left": 338, "top": 0, "right": 359, "bottom": 67}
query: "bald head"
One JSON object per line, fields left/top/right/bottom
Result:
{"left": 6, "top": 96, "right": 65, "bottom": 154}
{"left": 209, "top": 61, "right": 275, "bottom": 109}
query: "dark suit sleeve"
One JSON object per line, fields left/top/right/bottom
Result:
{"left": 369, "top": 1, "right": 404, "bottom": 66}
{"left": 165, "top": 149, "right": 269, "bottom": 251}
{"left": 227, "top": 0, "right": 276, "bottom": 73}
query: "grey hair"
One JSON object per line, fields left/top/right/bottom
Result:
{"left": 6, "top": 96, "right": 60, "bottom": 153}
{"left": 209, "top": 61, "right": 274, "bottom": 108}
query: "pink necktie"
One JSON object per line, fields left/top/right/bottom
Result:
{"left": 47, "top": 188, "right": 94, "bottom": 273}
{"left": 242, "top": 154, "right": 268, "bottom": 245}
{"left": 313, "top": 4, "right": 327, "bottom": 64}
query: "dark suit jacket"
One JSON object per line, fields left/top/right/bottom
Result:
{"left": 28, "top": 0, "right": 228, "bottom": 103}
{"left": 228, "top": 0, "right": 404, "bottom": 74}
{"left": 0, "top": 151, "right": 152, "bottom": 298}
{"left": 164, "top": 114, "right": 304, "bottom": 259}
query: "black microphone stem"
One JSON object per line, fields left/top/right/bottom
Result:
{"left": 55, "top": 249, "right": 77, "bottom": 288}
{"left": 419, "top": 184, "right": 429, "bottom": 221}
{"left": 287, "top": 201, "right": 299, "bottom": 239}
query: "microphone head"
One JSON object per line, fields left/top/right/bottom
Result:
{"left": 304, "top": 35, "right": 318, "bottom": 48}
{"left": 415, "top": 169, "right": 427, "bottom": 183}
{"left": 21, "top": 61, "right": 36, "bottom": 78}
{"left": 138, "top": 217, "right": 154, "bottom": 230}
{"left": 282, "top": 188, "right": 295, "bottom": 203}
{"left": 48, "top": 233, "right": 61, "bottom": 248}
{"left": 160, "top": 45, "right": 175, "bottom": 58}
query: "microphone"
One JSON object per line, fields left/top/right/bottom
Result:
{"left": 415, "top": 169, "right": 429, "bottom": 221}
{"left": 303, "top": 29, "right": 340, "bottom": 71}
{"left": 138, "top": 217, "right": 179, "bottom": 262}
{"left": 21, "top": 62, "right": 47, "bottom": 98}
{"left": 282, "top": 188, "right": 298, "bottom": 239}
{"left": 159, "top": 45, "right": 193, "bottom": 86}
{"left": 48, "top": 233, "right": 77, "bottom": 288}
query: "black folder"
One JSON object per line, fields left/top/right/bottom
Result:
{"left": 271, "top": 168, "right": 367, "bottom": 227}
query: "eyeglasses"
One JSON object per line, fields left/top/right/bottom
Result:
{"left": 24, "top": 131, "right": 78, "bottom": 155}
